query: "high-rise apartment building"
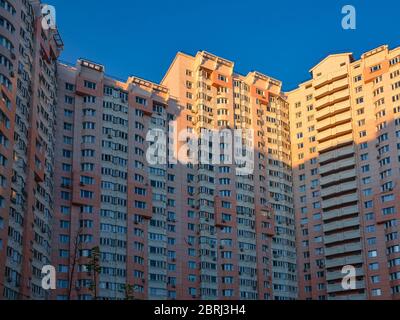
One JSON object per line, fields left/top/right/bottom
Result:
{"left": 287, "top": 45, "right": 400, "bottom": 300}
{"left": 1, "top": 1, "right": 399, "bottom": 302}
{"left": 0, "top": 0, "right": 63, "bottom": 299}
{"left": 52, "top": 51, "right": 297, "bottom": 300}
{"left": 162, "top": 51, "right": 296, "bottom": 300}
{"left": 52, "top": 59, "right": 178, "bottom": 300}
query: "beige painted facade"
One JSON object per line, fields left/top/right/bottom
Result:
{"left": 1, "top": 0, "right": 399, "bottom": 301}
{"left": 287, "top": 45, "right": 400, "bottom": 300}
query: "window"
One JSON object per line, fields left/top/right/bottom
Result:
{"left": 368, "top": 250, "right": 378, "bottom": 258}
{"left": 80, "top": 190, "right": 94, "bottom": 199}
{"left": 365, "top": 225, "right": 375, "bottom": 233}
{"left": 382, "top": 207, "right": 396, "bottom": 216}
{"left": 136, "top": 97, "right": 147, "bottom": 105}
{"left": 369, "top": 263, "right": 379, "bottom": 270}
{"left": 65, "top": 96, "right": 74, "bottom": 104}
{"left": 371, "top": 276, "right": 380, "bottom": 284}
{"left": 218, "top": 74, "right": 228, "bottom": 82}
{"left": 361, "top": 165, "right": 370, "bottom": 173}
{"left": 371, "top": 289, "right": 382, "bottom": 297}
{"left": 0, "top": 73, "right": 12, "bottom": 90}
{"left": 65, "top": 83, "right": 75, "bottom": 91}
{"left": 381, "top": 194, "right": 395, "bottom": 202}
{"left": 370, "top": 65, "right": 382, "bottom": 72}
{"left": 0, "top": 35, "right": 13, "bottom": 51}
{"left": 83, "top": 122, "right": 95, "bottom": 130}
{"left": 84, "top": 80, "right": 96, "bottom": 90}
{"left": 83, "top": 96, "right": 96, "bottom": 103}
{"left": 61, "top": 191, "right": 71, "bottom": 200}
{"left": 83, "top": 108, "right": 96, "bottom": 116}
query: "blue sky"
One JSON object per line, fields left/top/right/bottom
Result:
{"left": 51, "top": 0, "right": 399, "bottom": 91}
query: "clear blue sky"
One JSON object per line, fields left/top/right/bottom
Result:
{"left": 51, "top": 0, "right": 399, "bottom": 91}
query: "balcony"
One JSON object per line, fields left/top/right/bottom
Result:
{"left": 324, "top": 254, "right": 363, "bottom": 268}
{"left": 326, "top": 280, "right": 365, "bottom": 293}
{"left": 316, "top": 100, "right": 350, "bottom": 121}
{"left": 322, "top": 193, "right": 358, "bottom": 210}
{"left": 325, "top": 266, "right": 364, "bottom": 281}
{"left": 321, "top": 181, "right": 357, "bottom": 198}
{"left": 315, "top": 89, "right": 350, "bottom": 110}
{"left": 317, "top": 122, "right": 353, "bottom": 143}
{"left": 319, "top": 157, "right": 355, "bottom": 175}
{"left": 319, "top": 145, "right": 355, "bottom": 164}
{"left": 313, "top": 68, "right": 348, "bottom": 89}
{"left": 323, "top": 204, "right": 359, "bottom": 221}
{"left": 324, "top": 217, "right": 361, "bottom": 234}
{"left": 317, "top": 134, "right": 353, "bottom": 153}
{"left": 324, "top": 229, "right": 361, "bottom": 245}
{"left": 330, "top": 293, "right": 367, "bottom": 300}
{"left": 325, "top": 241, "right": 362, "bottom": 257}
{"left": 314, "top": 77, "right": 349, "bottom": 100}
{"left": 316, "top": 112, "right": 352, "bottom": 132}
{"left": 320, "top": 168, "right": 356, "bottom": 186}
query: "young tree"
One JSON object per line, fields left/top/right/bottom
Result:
{"left": 87, "top": 246, "right": 101, "bottom": 300}
{"left": 67, "top": 227, "right": 83, "bottom": 300}
{"left": 123, "top": 284, "right": 135, "bottom": 300}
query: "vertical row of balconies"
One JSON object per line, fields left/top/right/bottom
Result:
{"left": 314, "top": 66, "right": 366, "bottom": 299}
{"left": 98, "top": 90, "right": 129, "bottom": 300}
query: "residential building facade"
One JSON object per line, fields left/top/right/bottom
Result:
{"left": 162, "top": 51, "right": 296, "bottom": 300}
{"left": 1, "top": 1, "right": 399, "bottom": 302}
{"left": 0, "top": 0, "right": 63, "bottom": 299}
{"left": 288, "top": 45, "right": 400, "bottom": 300}
{"left": 52, "top": 51, "right": 296, "bottom": 300}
